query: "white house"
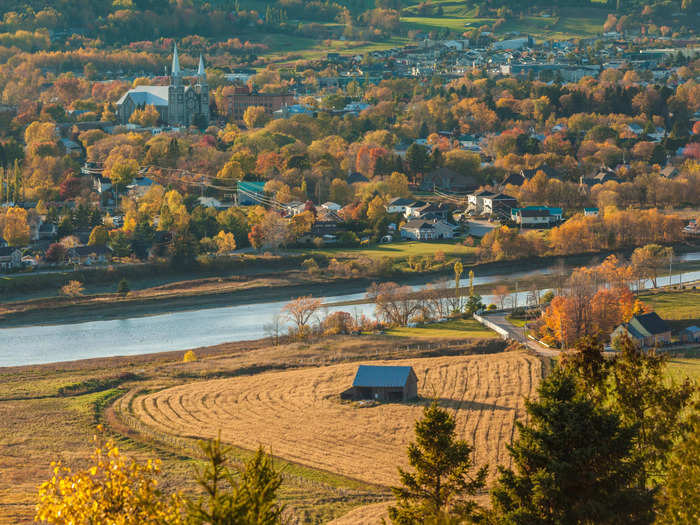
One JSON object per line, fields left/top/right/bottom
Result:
{"left": 386, "top": 197, "right": 414, "bottom": 215}
{"left": 0, "top": 247, "right": 22, "bottom": 271}
{"left": 400, "top": 220, "right": 437, "bottom": 241}
{"left": 430, "top": 219, "right": 457, "bottom": 239}
{"left": 467, "top": 189, "right": 495, "bottom": 214}
{"left": 126, "top": 177, "right": 154, "bottom": 197}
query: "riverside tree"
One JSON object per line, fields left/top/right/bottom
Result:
{"left": 490, "top": 367, "right": 653, "bottom": 524}
{"left": 388, "top": 401, "right": 487, "bottom": 524}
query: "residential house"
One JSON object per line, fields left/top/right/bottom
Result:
{"left": 93, "top": 174, "right": 112, "bottom": 194}
{"left": 679, "top": 326, "right": 700, "bottom": 344}
{"left": 511, "top": 206, "right": 563, "bottom": 227}
{"left": 660, "top": 166, "right": 679, "bottom": 179}
{"left": 347, "top": 172, "right": 369, "bottom": 184}
{"left": 37, "top": 222, "right": 58, "bottom": 241}
{"left": 386, "top": 197, "right": 414, "bottom": 215}
{"left": 482, "top": 193, "right": 518, "bottom": 218}
{"left": 400, "top": 220, "right": 437, "bottom": 240}
{"left": 67, "top": 244, "right": 113, "bottom": 265}
{"left": 344, "top": 365, "right": 418, "bottom": 402}
{"left": 612, "top": 312, "right": 672, "bottom": 348}
{"left": 283, "top": 201, "right": 307, "bottom": 216}
{"left": 0, "top": 247, "right": 22, "bottom": 271}
{"left": 430, "top": 219, "right": 458, "bottom": 239}
{"left": 0, "top": 237, "right": 6, "bottom": 248}
{"left": 405, "top": 202, "right": 450, "bottom": 220}
{"left": 419, "top": 167, "right": 478, "bottom": 192}
{"left": 584, "top": 207, "right": 599, "bottom": 217}
{"left": 467, "top": 189, "right": 495, "bottom": 214}
{"left": 581, "top": 166, "right": 619, "bottom": 186}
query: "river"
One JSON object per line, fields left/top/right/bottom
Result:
{"left": 1, "top": 253, "right": 698, "bottom": 367}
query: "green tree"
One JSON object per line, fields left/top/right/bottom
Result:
{"left": 606, "top": 335, "right": 694, "bottom": 490}
{"left": 490, "top": 367, "right": 652, "bottom": 524}
{"left": 187, "top": 437, "right": 284, "bottom": 525}
{"left": 117, "top": 278, "right": 130, "bottom": 296}
{"left": 406, "top": 143, "right": 428, "bottom": 176}
{"left": 388, "top": 401, "right": 487, "bottom": 524}
{"left": 658, "top": 401, "right": 700, "bottom": 524}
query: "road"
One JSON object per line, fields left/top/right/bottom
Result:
{"left": 479, "top": 312, "right": 561, "bottom": 358}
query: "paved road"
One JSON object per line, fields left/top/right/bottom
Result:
{"left": 467, "top": 219, "right": 498, "bottom": 238}
{"left": 480, "top": 312, "right": 561, "bottom": 358}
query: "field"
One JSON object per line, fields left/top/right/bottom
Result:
{"left": 387, "top": 318, "right": 499, "bottom": 339}
{"left": 129, "top": 352, "right": 542, "bottom": 487}
{"left": 640, "top": 289, "right": 700, "bottom": 324}
{"left": 296, "top": 239, "right": 477, "bottom": 261}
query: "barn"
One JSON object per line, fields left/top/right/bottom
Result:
{"left": 348, "top": 365, "right": 418, "bottom": 402}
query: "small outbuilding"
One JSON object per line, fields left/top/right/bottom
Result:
{"left": 347, "top": 365, "right": 418, "bottom": 402}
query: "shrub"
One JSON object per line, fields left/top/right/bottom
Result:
{"left": 183, "top": 350, "right": 197, "bottom": 363}
{"left": 61, "top": 280, "right": 84, "bottom": 297}
{"left": 117, "top": 278, "right": 130, "bottom": 296}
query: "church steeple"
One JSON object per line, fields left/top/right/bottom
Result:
{"left": 197, "top": 54, "right": 206, "bottom": 81}
{"left": 171, "top": 43, "right": 181, "bottom": 85}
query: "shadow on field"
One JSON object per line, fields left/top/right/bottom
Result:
{"left": 427, "top": 397, "right": 513, "bottom": 411}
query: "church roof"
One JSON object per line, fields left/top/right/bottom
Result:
{"left": 117, "top": 86, "right": 169, "bottom": 107}
{"left": 197, "top": 54, "right": 205, "bottom": 77}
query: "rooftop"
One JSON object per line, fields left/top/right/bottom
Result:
{"left": 352, "top": 365, "right": 414, "bottom": 388}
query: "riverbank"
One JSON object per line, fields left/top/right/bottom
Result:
{"left": 2, "top": 245, "right": 699, "bottom": 329}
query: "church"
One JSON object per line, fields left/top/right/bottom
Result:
{"left": 116, "top": 44, "right": 209, "bottom": 128}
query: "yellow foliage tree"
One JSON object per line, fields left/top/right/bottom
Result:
{"left": 36, "top": 431, "right": 184, "bottom": 524}
{"left": 214, "top": 230, "right": 237, "bottom": 254}
{"left": 129, "top": 104, "right": 160, "bottom": 127}
{"left": 243, "top": 106, "right": 269, "bottom": 129}
{"left": 2, "top": 206, "right": 30, "bottom": 246}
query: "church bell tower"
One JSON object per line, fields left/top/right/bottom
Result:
{"left": 167, "top": 43, "right": 185, "bottom": 126}
{"left": 195, "top": 54, "right": 210, "bottom": 126}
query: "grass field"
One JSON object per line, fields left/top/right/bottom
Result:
{"left": 387, "top": 318, "right": 498, "bottom": 339}
{"left": 666, "top": 355, "right": 700, "bottom": 383}
{"left": 296, "top": 239, "right": 477, "bottom": 261}
{"left": 640, "top": 289, "right": 700, "bottom": 323}
{"left": 130, "top": 352, "right": 542, "bottom": 487}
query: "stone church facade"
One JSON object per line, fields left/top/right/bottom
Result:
{"left": 117, "top": 44, "right": 209, "bottom": 127}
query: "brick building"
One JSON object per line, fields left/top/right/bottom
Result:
{"left": 226, "top": 86, "right": 293, "bottom": 121}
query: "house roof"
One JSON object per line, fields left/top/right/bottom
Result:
{"left": 352, "top": 365, "right": 414, "bottom": 388}
{"left": 402, "top": 220, "right": 434, "bottom": 230}
{"left": 0, "top": 246, "right": 20, "bottom": 257}
{"left": 632, "top": 312, "right": 670, "bottom": 336}
{"left": 117, "top": 86, "right": 169, "bottom": 107}
{"left": 347, "top": 172, "right": 369, "bottom": 184}
{"left": 238, "top": 181, "right": 266, "bottom": 192}
{"left": 388, "top": 197, "right": 414, "bottom": 206}
{"left": 681, "top": 325, "right": 700, "bottom": 334}
{"left": 69, "top": 244, "right": 112, "bottom": 256}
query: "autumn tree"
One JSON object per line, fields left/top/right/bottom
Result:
{"left": 630, "top": 244, "right": 673, "bottom": 288}
{"left": 243, "top": 106, "right": 269, "bottom": 129}
{"left": 88, "top": 225, "right": 109, "bottom": 246}
{"left": 367, "top": 281, "right": 422, "bottom": 326}
{"left": 389, "top": 401, "right": 486, "bottom": 524}
{"left": 36, "top": 432, "right": 184, "bottom": 524}
{"left": 105, "top": 155, "right": 139, "bottom": 189}
{"left": 213, "top": 230, "right": 236, "bottom": 254}
{"left": 61, "top": 280, "right": 84, "bottom": 297}
{"left": 490, "top": 366, "right": 653, "bottom": 524}
{"left": 282, "top": 295, "right": 323, "bottom": 339}
{"left": 2, "top": 206, "right": 30, "bottom": 246}
{"left": 129, "top": 104, "right": 160, "bottom": 127}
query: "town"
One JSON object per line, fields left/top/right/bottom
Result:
{"left": 0, "top": 1, "right": 699, "bottom": 524}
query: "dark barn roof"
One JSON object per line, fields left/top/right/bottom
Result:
{"left": 634, "top": 312, "right": 670, "bottom": 335}
{"left": 352, "top": 365, "right": 414, "bottom": 388}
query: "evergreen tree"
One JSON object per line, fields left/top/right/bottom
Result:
{"left": 605, "top": 335, "right": 694, "bottom": 490}
{"left": 117, "top": 278, "right": 130, "bottom": 296}
{"left": 406, "top": 143, "right": 428, "bottom": 176}
{"left": 388, "top": 401, "right": 487, "bottom": 524}
{"left": 490, "top": 367, "right": 653, "bottom": 525}
{"left": 187, "top": 437, "right": 284, "bottom": 525}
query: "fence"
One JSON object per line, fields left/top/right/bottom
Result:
{"left": 473, "top": 313, "right": 510, "bottom": 340}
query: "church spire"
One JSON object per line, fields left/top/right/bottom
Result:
{"left": 197, "top": 54, "right": 206, "bottom": 80}
{"left": 171, "top": 42, "right": 181, "bottom": 77}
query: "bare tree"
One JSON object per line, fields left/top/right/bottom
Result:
{"left": 282, "top": 295, "right": 323, "bottom": 339}
{"left": 493, "top": 284, "right": 510, "bottom": 310}
{"left": 263, "top": 313, "right": 285, "bottom": 346}
{"left": 367, "top": 282, "right": 422, "bottom": 326}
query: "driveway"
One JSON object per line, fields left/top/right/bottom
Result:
{"left": 480, "top": 312, "right": 560, "bottom": 358}
{"left": 467, "top": 219, "right": 498, "bottom": 238}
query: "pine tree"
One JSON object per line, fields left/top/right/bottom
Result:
{"left": 388, "top": 401, "right": 487, "bottom": 524}
{"left": 490, "top": 367, "right": 653, "bottom": 525}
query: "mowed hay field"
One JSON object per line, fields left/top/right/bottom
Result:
{"left": 131, "top": 351, "right": 542, "bottom": 487}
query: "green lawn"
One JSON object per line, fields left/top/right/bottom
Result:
{"left": 386, "top": 318, "right": 498, "bottom": 339}
{"left": 640, "top": 289, "right": 700, "bottom": 322}
{"left": 296, "top": 240, "right": 477, "bottom": 261}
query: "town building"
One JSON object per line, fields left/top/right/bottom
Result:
{"left": 345, "top": 365, "right": 418, "bottom": 402}
{"left": 117, "top": 44, "right": 209, "bottom": 128}
{"left": 511, "top": 206, "right": 563, "bottom": 227}
{"left": 0, "top": 247, "right": 22, "bottom": 271}
{"left": 226, "top": 85, "right": 294, "bottom": 121}
{"left": 67, "top": 245, "right": 113, "bottom": 266}
{"left": 400, "top": 220, "right": 437, "bottom": 240}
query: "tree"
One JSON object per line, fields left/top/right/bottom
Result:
{"left": 187, "top": 437, "right": 284, "bottom": 525}
{"left": 367, "top": 195, "right": 387, "bottom": 225}
{"left": 106, "top": 155, "right": 139, "bottom": 189}
{"left": 606, "top": 335, "right": 694, "bottom": 490}
{"left": 367, "top": 282, "right": 422, "bottom": 326}
{"left": 36, "top": 431, "right": 184, "bottom": 525}
{"left": 630, "top": 244, "right": 673, "bottom": 288}
{"left": 45, "top": 243, "right": 67, "bottom": 263}
{"left": 406, "top": 143, "right": 428, "bottom": 175}
{"left": 88, "top": 225, "right": 109, "bottom": 246}
{"left": 490, "top": 367, "right": 653, "bottom": 524}
{"left": 2, "top": 206, "right": 30, "bottom": 246}
{"left": 61, "top": 280, "right": 84, "bottom": 297}
{"left": 129, "top": 104, "right": 160, "bottom": 127}
{"left": 243, "top": 106, "right": 269, "bottom": 129}
{"left": 389, "top": 401, "right": 486, "bottom": 524}
{"left": 658, "top": 401, "right": 700, "bottom": 524}
{"left": 117, "top": 278, "right": 130, "bottom": 296}
{"left": 282, "top": 295, "right": 323, "bottom": 339}
{"left": 213, "top": 230, "right": 236, "bottom": 254}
